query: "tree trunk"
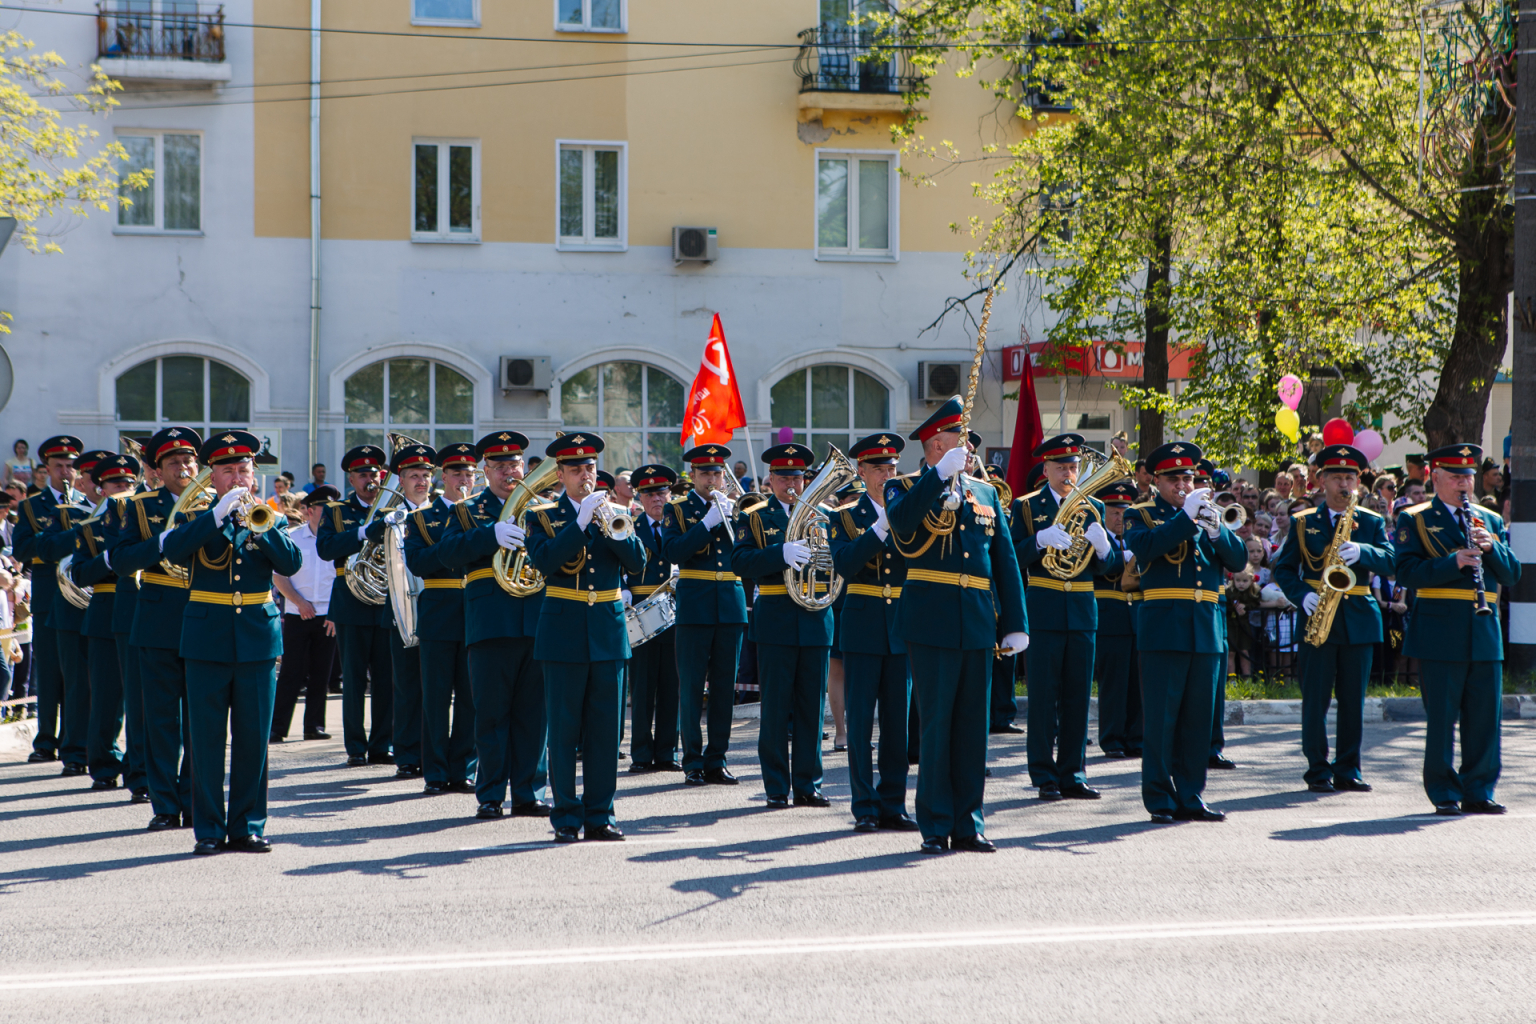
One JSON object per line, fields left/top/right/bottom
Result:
{"left": 1424, "top": 128, "right": 1513, "bottom": 450}
{"left": 1138, "top": 215, "right": 1173, "bottom": 454}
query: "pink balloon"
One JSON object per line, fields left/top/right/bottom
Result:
{"left": 1277, "top": 374, "right": 1304, "bottom": 411}
{"left": 777, "top": 426, "right": 794, "bottom": 444}
{"left": 1353, "top": 428, "right": 1384, "bottom": 463}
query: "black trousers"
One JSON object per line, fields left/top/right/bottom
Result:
{"left": 391, "top": 627, "right": 423, "bottom": 769}
{"left": 272, "top": 615, "right": 335, "bottom": 738}
{"left": 628, "top": 625, "right": 679, "bottom": 766}
{"left": 338, "top": 622, "right": 392, "bottom": 759}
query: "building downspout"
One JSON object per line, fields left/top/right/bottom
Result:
{"left": 307, "top": 0, "right": 322, "bottom": 469}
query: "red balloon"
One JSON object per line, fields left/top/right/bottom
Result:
{"left": 1322, "top": 417, "right": 1354, "bottom": 447}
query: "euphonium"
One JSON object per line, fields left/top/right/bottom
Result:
{"left": 490, "top": 452, "right": 563, "bottom": 597}
{"left": 783, "top": 445, "right": 857, "bottom": 611}
{"left": 1303, "top": 490, "right": 1358, "bottom": 647}
{"left": 345, "top": 433, "right": 424, "bottom": 606}
{"left": 1041, "top": 448, "right": 1135, "bottom": 580}
{"left": 159, "top": 467, "right": 215, "bottom": 582}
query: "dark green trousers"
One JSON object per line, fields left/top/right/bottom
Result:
{"left": 185, "top": 658, "right": 277, "bottom": 843}
{"left": 29, "top": 623, "right": 61, "bottom": 758}
{"left": 1420, "top": 658, "right": 1502, "bottom": 806}
{"left": 628, "top": 626, "right": 679, "bottom": 766}
{"left": 1095, "top": 636, "right": 1142, "bottom": 755}
{"left": 843, "top": 651, "right": 910, "bottom": 820}
{"left": 420, "top": 639, "right": 476, "bottom": 785}
{"left": 1298, "top": 641, "right": 1372, "bottom": 785}
{"left": 467, "top": 637, "right": 546, "bottom": 807}
{"left": 339, "top": 623, "right": 392, "bottom": 760}
{"left": 1025, "top": 629, "right": 1095, "bottom": 787}
{"left": 1210, "top": 674, "right": 1227, "bottom": 757}
{"left": 675, "top": 623, "right": 743, "bottom": 773}
{"left": 756, "top": 643, "right": 830, "bottom": 800}
{"left": 86, "top": 636, "right": 124, "bottom": 784}
{"left": 1140, "top": 651, "right": 1221, "bottom": 815}
{"left": 390, "top": 628, "right": 423, "bottom": 770}
{"left": 140, "top": 645, "right": 192, "bottom": 817}
{"left": 906, "top": 642, "right": 991, "bottom": 841}
{"left": 545, "top": 658, "right": 622, "bottom": 832}
{"left": 116, "top": 635, "right": 147, "bottom": 793}
{"left": 56, "top": 628, "right": 90, "bottom": 768}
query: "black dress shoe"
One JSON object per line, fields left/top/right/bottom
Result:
{"left": 345, "top": 755, "right": 367, "bottom": 768}
{"left": 448, "top": 780, "right": 475, "bottom": 794}
{"left": 765, "top": 795, "right": 789, "bottom": 809}
{"left": 990, "top": 723, "right": 1024, "bottom": 734}
{"left": 26, "top": 750, "right": 56, "bottom": 763}
{"left": 1061, "top": 783, "right": 1101, "bottom": 800}
{"left": 423, "top": 781, "right": 450, "bottom": 795}
{"left": 651, "top": 761, "right": 684, "bottom": 773}
{"left": 368, "top": 753, "right": 396, "bottom": 766}
{"left": 476, "top": 802, "right": 504, "bottom": 820}
{"left": 878, "top": 814, "right": 920, "bottom": 832}
{"left": 1308, "top": 780, "right": 1336, "bottom": 793}
{"left": 1173, "top": 806, "right": 1226, "bottom": 822}
{"left": 1464, "top": 799, "right": 1507, "bottom": 815}
{"left": 192, "top": 839, "right": 223, "bottom": 856}
{"left": 1149, "top": 813, "right": 1176, "bottom": 824}
{"left": 1335, "top": 778, "right": 1373, "bottom": 793}
{"left": 90, "top": 778, "right": 119, "bottom": 791}
{"left": 553, "top": 827, "right": 581, "bottom": 843}
{"left": 148, "top": 813, "right": 181, "bottom": 831}
{"left": 793, "top": 793, "right": 831, "bottom": 808}
{"left": 1125, "top": 748, "right": 1143, "bottom": 759}
{"left": 268, "top": 734, "right": 284, "bottom": 744}
{"left": 854, "top": 817, "right": 880, "bottom": 833}
{"left": 1102, "top": 749, "right": 1128, "bottom": 759}
{"left": 586, "top": 824, "right": 625, "bottom": 841}
{"left": 919, "top": 837, "right": 948, "bottom": 855}
{"left": 952, "top": 834, "right": 996, "bottom": 853}
{"left": 1208, "top": 754, "right": 1237, "bottom": 770}
{"left": 393, "top": 765, "right": 423, "bottom": 780}
{"left": 1434, "top": 802, "right": 1462, "bottom": 816}
{"left": 304, "top": 729, "right": 331, "bottom": 740}
{"left": 229, "top": 835, "right": 271, "bottom": 853}
{"left": 130, "top": 788, "right": 151, "bottom": 805}
{"left": 683, "top": 770, "right": 708, "bottom": 786}
{"left": 1038, "top": 783, "right": 1063, "bottom": 802}
{"left": 704, "top": 767, "right": 738, "bottom": 786}
{"left": 60, "top": 763, "right": 87, "bottom": 777}
{"left": 627, "top": 762, "right": 655, "bottom": 774}
{"left": 511, "top": 800, "right": 553, "bottom": 817}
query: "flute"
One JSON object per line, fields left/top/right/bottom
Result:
{"left": 1459, "top": 491, "right": 1494, "bottom": 617}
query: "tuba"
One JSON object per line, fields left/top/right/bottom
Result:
{"left": 490, "top": 448, "right": 563, "bottom": 597}
{"left": 1041, "top": 447, "right": 1135, "bottom": 580}
{"left": 344, "top": 433, "right": 423, "bottom": 606}
{"left": 1303, "top": 490, "right": 1358, "bottom": 647}
{"left": 783, "top": 445, "right": 858, "bottom": 611}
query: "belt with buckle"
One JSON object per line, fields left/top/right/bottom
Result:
{"left": 1140, "top": 587, "right": 1220, "bottom": 604}
{"left": 1416, "top": 587, "right": 1499, "bottom": 602}
{"left": 92, "top": 583, "right": 117, "bottom": 594}
{"left": 1093, "top": 589, "right": 1129, "bottom": 602}
{"left": 139, "top": 572, "right": 189, "bottom": 590}
{"left": 422, "top": 578, "right": 465, "bottom": 590}
{"left": 905, "top": 569, "right": 991, "bottom": 590}
{"left": 846, "top": 583, "right": 902, "bottom": 599}
{"left": 1028, "top": 577, "right": 1089, "bottom": 593}
{"left": 757, "top": 583, "right": 830, "bottom": 596}
{"left": 546, "top": 586, "right": 622, "bottom": 606}
{"left": 188, "top": 589, "right": 272, "bottom": 608}
{"left": 679, "top": 570, "right": 739, "bottom": 583}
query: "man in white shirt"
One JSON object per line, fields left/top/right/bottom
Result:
{"left": 271, "top": 485, "right": 339, "bottom": 741}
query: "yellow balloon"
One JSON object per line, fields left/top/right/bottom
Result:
{"left": 1275, "top": 407, "right": 1300, "bottom": 443}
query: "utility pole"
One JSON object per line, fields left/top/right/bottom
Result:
{"left": 1509, "top": 0, "right": 1536, "bottom": 675}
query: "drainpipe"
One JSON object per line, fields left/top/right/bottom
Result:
{"left": 307, "top": 0, "right": 322, "bottom": 469}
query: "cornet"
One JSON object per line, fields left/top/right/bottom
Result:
{"left": 583, "top": 482, "right": 634, "bottom": 541}
{"left": 230, "top": 491, "right": 279, "bottom": 534}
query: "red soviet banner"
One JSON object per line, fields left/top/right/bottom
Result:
{"left": 1003, "top": 340, "right": 1198, "bottom": 380}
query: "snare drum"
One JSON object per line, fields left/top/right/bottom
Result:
{"left": 625, "top": 589, "right": 677, "bottom": 647}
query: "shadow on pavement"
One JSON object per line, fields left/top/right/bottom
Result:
{"left": 0, "top": 851, "right": 187, "bottom": 894}
{"left": 1269, "top": 814, "right": 1459, "bottom": 842}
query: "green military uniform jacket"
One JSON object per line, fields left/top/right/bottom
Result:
{"left": 66, "top": 497, "right": 128, "bottom": 641}
{"left": 658, "top": 490, "right": 748, "bottom": 626}
{"left": 1093, "top": 535, "right": 1139, "bottom": 638}
{"left": 1271, "top": 504, "right": 1395, "bottom": 646}
{"left": 828, "top": 490, "right": 908, "bottom": 656}
{"left": 314, "top": 493, "right": 392, "bottom": 628}
{"left": 13, "top": 485, "right": 79, "bottom": 630}
{"left": 433, "top": 488, "right": 544, "bottom": 646}
{"left": 1009, "top": 486, "right": 1123, "bottom": 632}
{"left": 524, "top": 494, "right": 647, "bottom": 662}
{"left": 401, "top": 495, "right": 470, "bottom": 641}
{"left": 1393, "top": 497, "right": 1521, "bottom": 661}
{"left": 1123, "top": 493, "right": 1248, "bottom": 654}
{"left": 731, "top": 494, "right": 835, "bottom": 648}
{"left": 884, "top": 466, "right": 1027, "bottom": 650}
{"left": 109, "top": 487, "right": 195, "bottom": 651}
{"left": 624, "top": 513, "right": 674, "bottom": 601}
{"left": 37, "top": 502, "right": 92, "bottom": 634}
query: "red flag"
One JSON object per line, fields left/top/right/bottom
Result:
{"left": 681, "top": 314, "right": 747, "bottom": 445}
{"left": 1005, "top": 344, "right": 1045, "bottom": 496}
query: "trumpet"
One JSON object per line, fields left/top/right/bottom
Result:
{"left": 1196, "top": 501, "right": 1247, "bottom": 532}
{"left": 584, "top": 482, "right": 634, "bottom": 541}
{"left": 230, "top": 491, "right": 279, "bottom": 534}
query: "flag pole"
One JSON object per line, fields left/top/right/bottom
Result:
{"left": 740, "top": 424, "right": 755, "bottom": 486}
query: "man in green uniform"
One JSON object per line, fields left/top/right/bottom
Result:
{"left": 1093, "top": 481, "right": 1143, "bottom": 759}
{"left": 1394, "top": 443, "right": 1521, "bottom": 815}
{"left": 622, "top": 464, "right": 682, "bottom": 773}
{"left": 1272, "top": 445, "right": 1395, "bottom": 793}
{"left": 161, "top": 430, "right": 302, "bottom": 854}
{"left": 1195, "top": 458, "right": 1236, "bottom": 770}
{"left": 384, "top": 442, "right": 437, "bottom": 780}
{"left": 1124, "top": 442, "right": 1248, "bottom": 823}
{"left": 885, "top": 397, "right": 1028, "bottom": 854}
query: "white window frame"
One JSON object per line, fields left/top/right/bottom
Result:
{"left": 555, "top": 140, "right": 628, "bottom": 252}
{"left": 114, "top": 356, "right": 251, "bottom": 435}
{"left": 813, "top": 148, "right": 900, "bottom": 263}
{"left": 411, "top": 137, "right": 481, "bottom": 243}
{"left": 555, "top": 0, "right": 626, "bottom": 33}
{"left": 114, "top": 129, "right": 204, "bottom": 236}
{"left": 343, "top": 358, "right": 478, "bottom": 451}
{"left": 411, "top": 0, "right": 480, "bottom": 27}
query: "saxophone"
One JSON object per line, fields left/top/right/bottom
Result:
{"left": 1302, "top": 490, "right": 1358, "bottom": 647}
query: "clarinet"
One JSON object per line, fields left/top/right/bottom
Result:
{"left": 1459, "top": 491, "right": 1494, "bottom": 617}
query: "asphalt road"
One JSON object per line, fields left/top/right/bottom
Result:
{"left": 3, "top": 711, "right": 1535, "bottom": 1022}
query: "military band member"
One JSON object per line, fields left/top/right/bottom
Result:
{"left": 110, "top": 427, "right": 202, "bottom": 829}
{"left": 1394, "top": 443, "right": 1521, "bottom": 815}
{"left": 385, "top": 442, "right": 437, "bottom": 780}
{"left": 402, "top": 443, "right": 479, "bottom": 795}
{"left": 885, "top": 398, "right": 1028, "bottom": 854}
{"left": 435, "top": 431, "right": 550, "bottom": 821}
{"left": 1272, "top": 445, "right": 1395, "bottom": 793}
{"left": 1010, "top": 433, "right": 1122, "bottom": 801}
{"left": 829, "top": 433, "right": 917, "bottom": 832}
{"left": 1093, "top": 481, "right": 1143, "bottom": 759}
{"left": 525, "top": 434, "right": 646, "bottom": 841}
{"left": 623, "top": 464, "right": 682, "bottom": 773}
{"left": 105, "top": 455, "right": 153, "bottom": 803}
{"left": 1124, "top": 442, "right": 1247, "bottom": 823}
{"left": 1196, "top": 458, "right": 1236, "bottom": 770}
{"left": 315, "top": 445, "right": 395, "bottom": 768}
{"left": 161, "top": 431, "right": 302, "bottom": 854}
{"left": 732, "top": 443, "right": 833, "bottom": 809}
{"left": 659, "top": 443, "right": 747, "bottom": 787}
{"left": 985, "top": 463, "right": 1023, "bottom": 736}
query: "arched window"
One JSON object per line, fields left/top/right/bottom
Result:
{"left": 770, "top": 365, "right": 888, "bottom": 460}
{"left": 115, "top": 355, "right": 251, "bottom": 443}
{"left": 561, "top": 361, "right": 684, "bottom": 471}
{"left": 344, "top": 358, "right": 475, "bottom": 451}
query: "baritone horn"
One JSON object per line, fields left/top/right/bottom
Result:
{"left": 1041, "top": 448, "right": 1135, "bottom": 580}
{"left": 783, "top": 445, "right": 857, "bottom": 611}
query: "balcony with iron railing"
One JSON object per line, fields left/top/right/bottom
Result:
{"left": 96, "top": 3, "right": 231, "bottom": 87}
{"left": 794, "top": 26, "right": 927, "bottom": 119}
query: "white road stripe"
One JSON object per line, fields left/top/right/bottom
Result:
{"left": 3, "top": 912, "right": 1534, "bottom": 991}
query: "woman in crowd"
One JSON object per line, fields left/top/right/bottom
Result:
{"left": 4, "top": 439, "right": 35, "bottom": 492}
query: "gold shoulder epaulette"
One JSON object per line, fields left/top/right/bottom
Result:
{"left": 1021, "top": 488, "right": 1044, "bottom": 502}
{"left": 528, "top": 501, "right": 557, "bottom": 513}
{"left": 667, "top": 494, "right": 687, "bottom": 505}
{"left": 130, "top": 489, "right": 161, "bottom": 503}
{"left": 1357, "top": 506, "right": 1382, "bottom": 518}
{"left": 325, "top": 500, "right": 344, "bottom": 508}
{"left": 1403, "top": 500, "right": 1433, "bottom": 516}
{"left": 1293, "top": 506, "right": 1319, "bottom": 517}
{"left": 1129, "top": 500, "right": 1156, "bottom": 511}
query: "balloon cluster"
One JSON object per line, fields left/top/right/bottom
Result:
{"left": 1272, "top": 375, "right": 1385, "bottom": 463}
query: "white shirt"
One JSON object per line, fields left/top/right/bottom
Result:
{"left": 280, "top": 522, "right": 331, "bottom": 615}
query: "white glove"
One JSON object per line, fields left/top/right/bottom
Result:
{"left": 102, "top": 550, "right": 111, "bottom": 571}
{"left": 871, "top": 501, "right": 889, "bottom": 541}
{"left": 935, "top": 445, "right": 969, "bottom": 480}
{"left": 1036, "top": 524, "right": 1074, "bottom": 551}
{"left": 781, "top": 539, "right": 811, "bottom": 570}
{"left": 701, "top": 498, "right": 731, "bottom": 530}
{"left": 493, "top": 521, "right": 526, "bottom": 550}
{"left": 356, "top": 525, "right": 368, "bottom": 542}
{"left": 999, "top": 632, "right": 1030, "bottom": 656}
{"left": 213, "top": 487, "right": 248, "bottom": 527}
{"left": 1203, "top": 516, "right": 1221, "bottom": 539}
{"left": 622, "top": 589, "right": 633, "bottom": 608}
{"left": 1085, "top": 521, "right": 1111, "bottom": 558}
{"left": 1338, "top": 541, "right": 1360, "bottom": 566}
{"left": 1182, "top": 487, "right": 1212, "bottom": 522}
{"left": 1303, "top": 592, "right": 1320, "bottom": 616}
{"left": 157, "top": 530, "right": 168, "bottom": 553}
{"left": 575, "top": 490, "right": 607, "bottom": 529}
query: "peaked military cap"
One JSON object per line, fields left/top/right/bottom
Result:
{"left": 630, "top": 464, "right": 678, "bottom": 492}
{"left": 390, "top": 442, "right": 437, "bottom": 474}
{"left": 1099, "top": 481, "right": 1139, "bottom": 506}
{"left": 302, "top": 484, "right": 340, "bottom": 507}
{"left": 1145, "top": 441, "right": 1203, "bottom": 476}
{"left": 547, "top": 432, "right": 603, "bottom": 464}
{"left": 1314, "top": 444, "right": 1369, "bottom": 474}
{"left": 1025, "top": 461, "right": 1047, "bottom": 493}
{"left": 683, "top": 443, "right": 731, "bottom": 466}
{"left": 762, "top": 443, "right": 811, "bottom": 475}
{"left": 436, "top": 443, "right": 477, "bottom": 469}
{"left": 968, "top": 430, "right": 984, "bottom": 452}
{"left": 850, "top": 432, "right": 904, "bottom": 464}
{"left": 1428, "top": 443, "right": 1480, "bottom": 475}
{"left": 77, "top": 450, "right": 115, "bottom": 476}
{"left": 909, "top": 395, "right": 964, "bottom": 442}
{"left": 1034, "top": 433, "right": 1086, "bottom": 462}
{"left": 91, "top": 454, "right": 141, "bottom": 486}
{"left": 341, "top": 444, "right": 386, "bottom": 473}
{"left": 147, "top": 426, "right": 202, "bottom": 466}
{"left": 476, "top": 431, "right": 529, "bottom": 462}
{"left": 201, "top": 430, "right": 263, "bottom": 466}
{"left": 595, "top": 470, "right": 616, "bottom": 491}
{"left": 38, "top": 435, "right": 83, "bottom": 461}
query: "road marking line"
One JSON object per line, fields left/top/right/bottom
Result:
{"left": 3, "top": 912, "right": 1534, "bottom": 991}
